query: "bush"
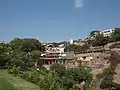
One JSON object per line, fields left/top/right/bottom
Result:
{"left": 22, "top": 69, "right": 40, "bottom": 84}
{"left": 7, "top": 65, "right": 20, "bottom": 76}
{"left": 50, "top": 63, "right": 66, "bottom": 76}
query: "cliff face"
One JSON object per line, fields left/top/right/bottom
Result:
{"left": 108, "top": 49, "right": 120, "bottom": 85}
{"left": 113, "top": 64, "right": 120, "bottom": 84}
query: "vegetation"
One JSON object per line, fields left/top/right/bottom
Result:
{"left": 92, "top": 33, "right": 111, "bottom": 46}
{"left": 0, "top": 37, "right": 93, "bottom": 90}
{"left": 89, "top": 30, "right": 100, "bottom": 37}
{"left": 0, "top": 38, "right": 45, "bottom": 70}
{"left": 0, "top": 43, "right": 11, "bottom": 67}
{"left": 65, "top": 29, "right": 120, "bottom": 51}
{"left": 91, "top": 28, "right": 120, "bottom": 47}
{"left": 0, "top": 77, "right": 16, "bottom": 90}
{"left": 64, "top": 44, "right": 89, "bottom": 52}
{"left": 111, "top": 28, "right": 120, "bottom": 42}
{"left": 0, "top": 70, "right": 40, "bottom": 90}
{"left": 20, "top": 64, "right": 93, "bottom": 90}
{"left": 1, "top": 29, "right": 120, "bottom": 90}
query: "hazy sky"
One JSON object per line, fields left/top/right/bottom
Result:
{"left": 0, "top": 0, "right": 120, "bottom": 42}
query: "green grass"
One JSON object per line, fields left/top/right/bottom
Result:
{"left": 0, "top": 70, "right": 40, "bottom": 90}
{"left": 0, "top": 77, "right": 16, "bottom": 90}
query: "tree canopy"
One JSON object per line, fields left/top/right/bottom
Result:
{"left": 0, "top": 38, "right": 45, "bottom": 69}
{"left": 90, "top": 30, "right": 100, "bottom": 37}
{"left": 111, "top": 28, "right": 120, "bottom": 42}
{"left": 92, "top": 33, "right": 111, "bottom": 46}
{"left": 0, "top": 43, "right": 11, "bottom": 67}
{"left": 10, "top": 38, "right": 45, "bottom": 52}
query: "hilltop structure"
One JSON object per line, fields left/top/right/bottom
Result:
{"left": 88, "top": 28, "right": 120, "bottom": 40}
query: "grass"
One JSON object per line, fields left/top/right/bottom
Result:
{"left": 0, "top": 70, "right": 40, "bottom": 90}
{"left": 0, "top": 77, "right": 16, "bottom": 90}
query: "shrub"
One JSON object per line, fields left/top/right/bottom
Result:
{"left": 50, "top": 63, "right": 66, "bottom": 76}
{"left": 7, "top": 65, "right": 20, "bottom": 76}
{"left": 22, "top": 69, "right": 40, "bottom": 84}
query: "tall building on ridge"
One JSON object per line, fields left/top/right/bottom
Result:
{"left": 70, "top": 39, "right": 73, "bottom": 44}
{"left": 88, "top": 28, "right": 120, "bottom": 40}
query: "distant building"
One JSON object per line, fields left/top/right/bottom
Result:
{"left": 72, "top": 40, "right": 86, "bottom": 46}
{"left": 88, "top": 28, "right": 120, "bottom": 40}
{"left": 37, "top": 51, "right": 74, "bottom": 67}
{"left": 70, "top": 39, "right": 73, "bottom": 44}
{"left": 100, "top": 28, "right": 115, "bottom": 37}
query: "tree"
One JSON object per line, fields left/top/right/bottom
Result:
{"left": 9, "top": 38, "right": 23, "bottom": 50}
{"left": 21, "top": 38, "right": 44, "bottom": 53}
{"left": 8, "top": 51, "right": 31, "bottom": 69}
{"left": 31, "top": 50, "right": 41, "bottom": 67}
{"left": 111, "top": 28, "right": 120, "bottom": 42}
{"left": 90, "top": 30, "right": 100, "bottom": 37}
{"left": 50, "top": 64, "right": 93, "bottom": 90}
{"left": 8, "top": 38, "right": 45, "bottom": 69}
{"left": 50, "top": 63, "right": 66, "bottom": 77}
{"left": 92, "top": 33, "right": 110, "bottom": 46}
{"left": 38, "top": 71, "right": 62, "bottom": 90}
{"left": 31, "top": 50, "right": 41, "bottom": 61}
{"left": 9, "top": 38, "right": 45, "bottom": 53}
{"left": 22, "top": 68, "right": 62, "bottom": 90}
{"left": 66, "top": 68, "right": 93, "bottom": 88}
{"left": 0, "top": 43, "right": 11, "bottom": 67}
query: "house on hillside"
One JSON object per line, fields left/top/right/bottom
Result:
{"left": 87, "top": 28, "right": 120, "bottom": 40}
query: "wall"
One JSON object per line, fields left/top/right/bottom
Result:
{"left": 75, "top": 50, "right": 110, "bottom": 68}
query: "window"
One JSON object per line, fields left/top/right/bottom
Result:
{"left": 83, "top": 56, "right": 86, "bottom": 59}
{"left": 97, "top": 56, "right": 99, "bottom": 59}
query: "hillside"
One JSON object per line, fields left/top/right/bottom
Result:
{"left": 0, "top": 70, "right": 40, "bottom": 90}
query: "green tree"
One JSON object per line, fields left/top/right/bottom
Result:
{"left": 31, "top": 50, "right": 41, "bottom": 61}
{"left": 66, "top": 68, "right": 93, "bottom": 89}
{"left": 7, "top": 51, "right": 31, "bottom": 69}
{"left": 22, "top": 69, "right": 62, "bottom": 90}
{"left": 90, "top": 30, "right": 100, "bottom": 37}
{"left": 111, "top": 28, "right": 120, "bottom": 42}
{"left": 50, "top": 64, "right": 93, "bottom": 90}
{"left": 38, "top": 71, "right": 62, "bottom": 90}
{"left": 92, "top": 33, "right": 110, "bottom": 46}
{"left": 8, "top": 38, "right": 45, "bottom": 69}
{"left": 9, "top": 38, "right": 23, "bottom": 50}
{"left": 0, "top": 43, "right": 11, "bottom": 67}
{"left": 50, "top": 63, "right": 66, "bottom": 77}
{"left": 10, "top": 38, "right": 45, "bottom": 53}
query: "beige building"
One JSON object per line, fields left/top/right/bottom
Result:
{"left": 71, "top": 40, "right": 86, "bottom": 46}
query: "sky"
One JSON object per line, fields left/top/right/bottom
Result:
{"left": 0, "top": 0, "right": 120, "bottom": 42}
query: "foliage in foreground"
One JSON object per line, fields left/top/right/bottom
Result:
{"left": 18, "top": 64, "right": 93, "bottom": 90}
{"left": 0, "top": 70, "right": 40, "bottom": 90}
{"left": 0, "top": 38, "right": 45, "bottom": 70}
{"left": 0, "top": 77, "right": 16, "bottom": 90}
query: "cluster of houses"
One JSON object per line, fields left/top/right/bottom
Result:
{"left": 35, "top": 28, "right": 120, "bottom": 84}
{"left": 36, "top": 28, "right": 120, "bottom": 69}
{"left": 37, "top": 43, "right": 74, "bottom": 69}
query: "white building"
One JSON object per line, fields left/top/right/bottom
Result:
{"left": 88, "top": 28, "right": 117, "bottom": 40}
{"left": 70, "top": 39, "right": 73, "bottom": 44}
{"left": 100, "top": 28, "right": 115, "bottom": 37}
